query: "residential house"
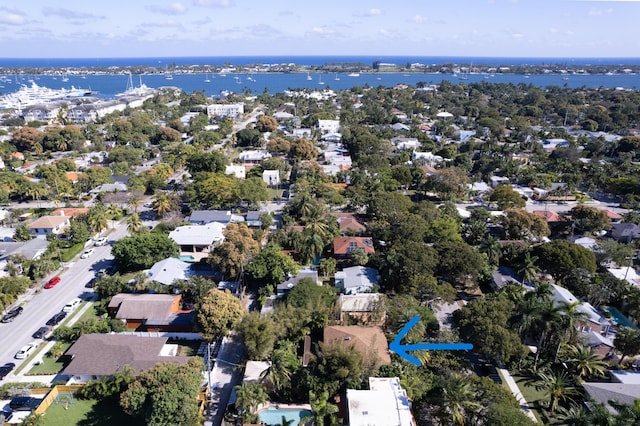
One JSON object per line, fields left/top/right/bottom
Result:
{"left": 611, "top": 223, "right": 640, "bottom": 243}
{"left": 332, "top": 213, "right": 366, "bottom": 235}
{"left": 262, "top": 170, "right": 280, "bottom": 187}
{"left": 50, "top": 207, "right": 90, "bottom": 219}
{"left": 582, "top": 381, "right": 640, "bottom": 414}
{"left": 490, "top": 176, "right": 511, "bottom": 187}
{"left": 338, "top": 294, "right": 384, "bottom": 325}
{"left": 391, "top": 137, "right": 420, "bottom": 151}
{"left": 346, "top": 377, "right": 414, "bottom": 426}
{"left": 108, "top": 293, "right": 193, "bottom": 332}
{"left": 90, "top": 182, "right": 128, "bottom": 194}
{"left": 333, "top": 237, "right": 375, "bottom": 259}
{"left": 63, "top": 334, "right": 191, "bottom": 384}
{"left": 411, "top": 151, "right": 444, "bottom": 166}
{"left": 323, "top": 325, "right": 391, "bottom": 366}
{"left": 277, "top": 267, "right": 320, "bottom": 297}
{"left": 168, "top": 223, "right": 226, "bottom": 262}
{"left": 246, "top": 211, "right": 267, "bottom": 228}
{"left": 0, "top": 238, "right": 49, "bottom": 277}
{"left": 188, "top": 210, "right": 244, "bottom": 225}
{"left": 605, "top": 210, "right": 623, "bottom": 222}
{"left": 239, "top": 150, "right": 271, "bottom": 164}
{"left": 206, "top": 103, "right": 244, "bottom": 118}
{"left": 607, "top": 266, "right": 640, "bottom": 288}
{"left": 318, "top": 119, "right": 340, "bottom": 134}
{"left": 27, "top": 215, "right": 70, "bottom": 237}
{"left": 224, "top": 164, "right": 246, "bottom": 179}
{"left": 550, "top": 284, "right": 613, "bottom": 357}
{"left": 148, "top": 258, "right": 193, "bottom": 285}
{"left": 335, "top": 266, "right": 379, "bottom": 294}
{"left": 533, "top": 210, "right": 565, "bottom": 223}
{"left": 491, "top": 266, "right": 521, "bottom": 291}
{"left": 568, "top": 235, "right": 598, "bottom": 251}
{"left": 292, "top": 128, "right": 313, "bottom": 139}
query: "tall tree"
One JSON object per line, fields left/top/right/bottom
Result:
{"left": 614, "top": 326, "right": 640, "bottom": 366}
{"left": 209, "top": 223, "right": 259, "bottom": 279}
{"left": 196, "top": 288, "right": 244, "bottom": 341}
{"left": 119, "top": 359, "right": 203, "bottom": 426}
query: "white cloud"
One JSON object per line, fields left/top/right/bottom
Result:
{"left": 512, "top": 33, "right": 525, "bottom": 39}
{"left": 309, "top": 26, "right": 338, "bottom": 38}
{"left": 192, "top": 0, "right": 233, "bottom": 8}
{"left": 354, "top": 8, "right": 383, "bottom": 17}
{"left": 0, "top": 13, "right": 26, "bottom": 25}
{"left": 411, "top": 15, "right": 425, "bottom": 24}
{"left": 42, "top": 7, "right": 104, "bottom": 20}
{"left": 140, "top": 20, "right": 184, "bottom": 29}
{"left": 588, "top": 7, "right": 613, "bottom": 15}
{"left": 147, "top": 3, "right": 188, "bottom": 14}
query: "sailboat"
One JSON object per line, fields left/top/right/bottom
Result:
{"left": 306, "top": 72, "right": 312, "bottom": 81}
{"left": 164, "top": 65, "right": 173, "bottom": 80}
{"left": 318, "top": 75, "right": 325, "bottom": 85}
{"left": 334, "top": 73, "right": 340, "bottom": 81}
{"left": 204, "top": 73, "right": 211, "bottom": 83}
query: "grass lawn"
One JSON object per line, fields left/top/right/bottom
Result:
{"left": 168, "top": 339, "right": 202, "bottom": 357}
{"left": 77, "top": 304, "right": 99, "bottom": 322}
{"left": 27, "top": 343, "right": 73, "bottom": 375}
{"left": 42, "top": 396, "right": 138, "bottom": 426}
{"left": 512, "top": 373, "right": 547, "bottom": 423}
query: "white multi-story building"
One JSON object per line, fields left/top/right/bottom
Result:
{"left": 207, "top": 103, "right": 244, "bottom": 118}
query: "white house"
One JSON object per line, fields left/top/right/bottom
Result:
{"left": 411, "top": 151, "right": 444, "bottom": 166}
{"left": 207, "top": 103, "right": 244, "bottom": 118}
{"left": 346, "top": 377, "right": 414, "bottom": 426}
{"left": 239, "top": 150, "right": 271, "bottom": 163}
{"left": 335, "top": 266, "right": 380, "bottom": 294}
{"left": 168, "top": 223, "right": 226, "bottom": 262}
{"left": 148, "top": 258, "right": 192, "bottom": 285}
{"left": 318, "top": 119, "right": 340, "bottom": 134}
{"left": 262, "top": 170, "right": 281, "bottom": 186}
{"left": 225, "top": 164, "right": 246, "bottom": 179}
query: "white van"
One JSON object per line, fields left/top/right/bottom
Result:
{"left": 62, "top": 298, "right": 82, "bottom": 313}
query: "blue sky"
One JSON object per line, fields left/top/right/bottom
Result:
{"left": 0, "top": 0, "right": 639, "bottom": 58}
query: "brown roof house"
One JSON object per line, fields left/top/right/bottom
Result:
{"left": 27, "top": 215, "right": 70, "bottom": 237}
{"left": 63, "top": 334, "right": 190, "bottom": 384}
{"left": 332, "top": 213, "right": 366, "bottom": 235}
{"left": 333, "top": 237, "right": 375, "bottom": 260}
{"left": 108, "top": 293, "right": 194, "bottom": 332}
{"left": 50, "top": 207, "right": 89, "bottom": 218}
{"left": 323, "top": 325, "right": 391, "bottom": 366}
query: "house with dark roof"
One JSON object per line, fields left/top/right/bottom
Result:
{"left": 277, "top": 267, "right": 320, "bottom": 297}
{"left": 63, "top": 334, "right": 191, "bottom": 384}
{"left": 333, "top": 237, "right": 375, "bottom": 259}
{"left": 108, "top": 293, "right": 194, "bottom": 332}
{"left": 611, "top": 223, "right": 640, "bottom": 243}
{"left": 491, "top": 266, "right": 521, "bottom": 290}
{"left": 187, "top": 210, "right": 244, "bottom": 225}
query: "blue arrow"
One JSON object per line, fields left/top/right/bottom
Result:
{"left": 390, "top": 315, "right": 473, "bottom": 366}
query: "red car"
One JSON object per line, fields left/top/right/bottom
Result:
{"left": 44, "top": 276, "right": 61, "bottom": 289}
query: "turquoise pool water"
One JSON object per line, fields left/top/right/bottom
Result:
{"left": 178, "top": 255, "right": 195, "bottom": 262}
{"left": 602, "top": 306, "right": 637, "bottom": 329}
{"left": 258, "top": 408, "right": 311, "bottom": 425}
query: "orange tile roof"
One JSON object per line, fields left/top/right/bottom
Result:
{"left": 532, "top": 210, "right": 564, "bottom": 222}
{"left": 605, "top": 210, "right": 623, "bottom": 220}
{"left": 65, "top": 172, "right": 79, "bottom": 182}
{"left": 50, "top": 207, "right": 90, "bottom": 218}
{"left": 333, "top": 213, "right": 366, "bottom": 233}
{"left": 333, "top": 237, "right": 375, "bottom": 255}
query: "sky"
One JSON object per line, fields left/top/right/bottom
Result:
{"left": 1, "top": 0, "right": 639, "bottom": 59}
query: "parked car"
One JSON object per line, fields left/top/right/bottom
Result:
{"left": 1, "top": 306, "right": 23, "bottom": 323}
{"left": 9, "top": 396, "right": 42, "bottom": 411}
{"left": 32, "top": 326, "right": 52, "bottom": 339}
{"left": 44, "top": 276, "right": 61, "bottom": 289}
{"left": 14, "top": 342, "right": 38, "bottom": 359}
{"left": 80, "top": 248, "right": 95, "bottom": 259}
{"left": 85, "top": 277, "right": 97, "bottom": 288}
{"left": 63, "top": 298, "right": 82, "bottom": 312}
{"left": 94, "top": 237, "right": 108, "bottom": 246}
{"left": 0, "top": 408, "right": 12, "bottom": 422}
{"left": 0, "top": 362, "right": 15, "bottom": 379}
{"left": 46, "top": 311, "right": 67, "bottom": 326}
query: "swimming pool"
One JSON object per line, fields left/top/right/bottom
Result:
{"left": 602, "top": 306, "right": 637, "bottom": 329}
{"left": 178, "top": 255, "right": 195, "bottom": 262}
{"left": 258, "top": 408, "right": 312, "bottom": 425}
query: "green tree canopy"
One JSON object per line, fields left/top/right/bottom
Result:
{"left": 112, "top": 233, "right": 179, "bottom": 273}
{"left": 196, "top": 288, "right": 244, "bottom": 341}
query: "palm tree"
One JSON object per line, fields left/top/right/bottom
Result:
{"left": 300, "top": 391, "right": 339, "bottom": 426}
{"left": 556, "top": 301, "right": 589, "bottom": 347}
{"left": 517, "top": 251, "right": 540, "bottom": 285}
{"left": 614, "top": 326, "right": 640, "bottom": 365}
{"left": 277, "top": 416, "right": 294, "bottom": 426}
{"left": 127, "top": 213, "right": 143, "bottom": 233}
{"left": 481, "top": 235, "right": 501, "bottom": 266}
{"left": 234, "top": 382, "right": 268, "bottom": 424}
{"left": 127, "top": 195, "right": 141, "bottom": 213}
{"left": 551, "top": 404, "right": 590, "bottom": 425}
{"left": 432, "top": 374, "right": 482, "bottom": 426}
{"left": 106, "top": 203, "right": 122, "bottom": 218}
{"left": 260, "top": 346, "right": 298, "bottom": 397}
{"left": 534, "top": 370, "right": 580, "bottom": 415}
{"left": 561, "top": 344, "right": 608, "bottom": 383}
{"left": 532, "top": 299, "right": 563, "bottom": 364}
{"left": 152, "top": 193, "right": 177, "bottom": 218}
{"left": 87, "top": 205, "right": 109, "bottom": 234}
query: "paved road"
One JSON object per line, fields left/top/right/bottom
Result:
{"left": 0, "top": 221, "right": 129, "bottom": 380}
{"left": 204, "top": 333, "right": 244, "bottom": 426}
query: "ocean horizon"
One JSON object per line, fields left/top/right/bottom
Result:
{"left": 1, "top": 55, "right": 640, "bottom": 68}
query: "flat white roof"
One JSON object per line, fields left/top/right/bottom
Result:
{"left": 168, "top": 224, "right": 225, "bottom": 245}
{"left": 347, "top": 377, "right": 414, "bottom": 426}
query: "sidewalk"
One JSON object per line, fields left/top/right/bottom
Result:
{"left": 498, "top": 368, "right": 538, "bottom": 423}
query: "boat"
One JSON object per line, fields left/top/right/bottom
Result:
{"left": 348, "top": 73, "right": 360, "bottom": 77}
{"left": 116, "top": 73, "right": 154, "bottom": 98}
{"left": 318, "top": 75, "right": 325, "bottom": 85}
{"left": 334, "top": 73, "right": 340, "bottom": 81}
{"left": 164, "top": 65, "right": 173, "bottom": 80}
{"left": 204, "top": 73, "right": 211, "bottom": 83}
{"left": 0, "top": 81, "right": 96, "bottom": 109}
{"left": 306, "top": 72, "right": 312, "bottom": 81}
